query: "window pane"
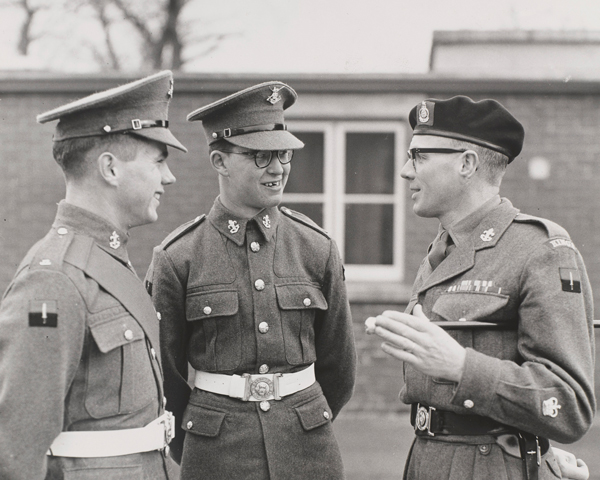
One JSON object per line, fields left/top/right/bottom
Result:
{"left": 285, "top": 132, "right": 324, "bottom": 194}
{"left": 346, "top": 132, "right": 395, "bottom": 194}
{"left": 281, "top": 203, "right": 324, "bottom": 227}
{"left": 345, "top": 204, "right": 393, "bottom": 265}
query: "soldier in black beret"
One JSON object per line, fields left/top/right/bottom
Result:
{"left": 0, "top": 70, "right": 186, "bottom": 479}
{"left": 366, "top": 96, "right": 595, "bottom": 480}
{"left": 145, "top": 81, "right": 357, "bottom": 480}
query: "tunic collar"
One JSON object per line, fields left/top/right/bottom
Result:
{"left": 207, "top": 197, "right": 280, "bottom": 246}
{"left": 52, "top": 200, "right": 131, "bottom": 265}
{"left": 446, "top": 194, "right": 501, "bottom": 247}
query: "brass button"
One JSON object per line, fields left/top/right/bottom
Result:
{"left": 478, "top": 444, "right": 491, "bottom": 455}
{"left": 259, "top": 364, "right": 269, "bottom": 374}
{"left": 124, "top": 330, "right": 134, "bottom": 341}
{"left": 57, "top": 227, "right": 68, "bottom": 235}
{"left": 303, "top": 297, "right": 312, "bottom": 307}
{"left": 203, "top": 306, "right": 212, "bottom": 315}
{"left": 458, "top": 317, "right": 467, "bottom": 322}
{"left": 255, "top": 279, "right": 265, "bottom": 291}
{"left": 260, "top": 401, "right": 271, "bottom": 412}
{"left": 251, "top": 242, "right": 260, "bottom": 252}
{"left": 463, "top": 399, "right": 474, "bottom": 409}
{"left": 156, "top": 311, "right": 162, "bottom": 321}
{"left": 323, "top": 411, "right": 330, "bottom": 420}
{"left": 163, "top": 396, "right": 167, "bottom": 408}
{"left": 186, "top": 421, "right": 193, "bottom": 430}
{"left": 258, "top": 322, "right": 269, "bottom": 334}
{"left": 151, "top": 348, "right": 157, "bottom": 360}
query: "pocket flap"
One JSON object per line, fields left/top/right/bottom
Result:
{"left": 182, "top": 404, "right": 227, "bottom": 437}
{"left": 432, "top": 292, "right": 510, "bottom": 322}
{"left": 275, "top": 284, "right": 328, "bottom": 311}
{"left": 294, "top": 395, "right": 333, "bottom": 431}
{"left": 89, "top": 314, "right": 144, "bottom": 353}
{"left": 186, "top": 290, "right": 239, "bottom": 321}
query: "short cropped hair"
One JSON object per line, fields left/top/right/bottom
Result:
{"left": 52, "top": 134, "right": 138, "bottom": 179}
{"left": 448, "top": 139, "right": 508, "bottom": 186}
{"left": 208, "top": 139, "right": 234, "bottom": 154}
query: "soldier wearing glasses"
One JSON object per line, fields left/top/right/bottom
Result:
{"left": 366, "top": 96, "right": 595, "bottom": 480}
{"left": 145, "top": 82, "right": 356, "bottom": 480}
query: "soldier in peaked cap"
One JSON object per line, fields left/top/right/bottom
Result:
{"left": 145, "top": 81, "right": 357, "bottom": 480}
{"left": 0, "top": 70, "right": 186, "bottom": 479}
{"left": 366, "top": 96, "right": 595, "bottom": 480}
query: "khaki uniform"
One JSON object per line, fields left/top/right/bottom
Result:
{"left": 0, "top": 202, "right": 175, "bottom": 480}
{"left": 401, "top": 198, "right": 596, "bottom": 480}
{"left": 146, "top": 198, "right": 357, "bottom": 480}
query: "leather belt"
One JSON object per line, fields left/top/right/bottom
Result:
{"left": 411, "top": 403, "right": 510, "bottom": 437}
{"left": 47, "top": 411, "right": 175, "bottom": 458}
{"left": 194, "top": 364, "right": 315, "bottom": 401}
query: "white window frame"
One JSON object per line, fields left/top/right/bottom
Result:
{"left": 285, "top": 120, "right": 406, "bottom": 282}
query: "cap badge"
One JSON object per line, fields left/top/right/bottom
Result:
{"left": 228, "top": 220, "right": 240, "bottom": 234}
{"left": 418, "top": 101, "right": 430, "bottom": 123}
{"left": 109, "top": 231, "right": 121, "bottom": 249}
{"left": 262, "top": 215, "right": 271, "bottom": 229}
{"left": 542, "top": 397, "right": 561, "bottom": 418}
{"left": 167, "top": 79, "right": 174, "bottom": 99}
{"left": 480, "top": 228, "right": 495, "bottom": 242}
{"left": 266, "top": 86, "right": 283, "bottom": 105}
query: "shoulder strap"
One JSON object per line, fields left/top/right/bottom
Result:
{"left": 280, "top": 206, "right": 330, "bottom": 239}
{"left": 160, "top": 215, "right": 206, "bottom": 250}
{"left": 514, "top": 213, "right": 570, "bottom": 239}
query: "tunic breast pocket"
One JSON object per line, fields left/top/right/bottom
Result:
{"left": 86, "top": 308, "right": 156, "bottom": 418}
{"left": 275, "top": 283, "right": 328, "bottom": 365}
{"left": 432, "top": 292, "right": 510, "bottom": 324}
{"left": 186, "top": 289, "right": 240, "bottom": 371}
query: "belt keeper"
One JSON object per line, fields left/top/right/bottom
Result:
{"left": 273, "top": 373, "right": 282, "bottom": 400}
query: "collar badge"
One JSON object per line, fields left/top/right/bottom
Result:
{"left": 109, "top": 231, "right": 121, "bottom": 249}
{"left": 228, "top": 220, "right": 240, "bottom": 234}
{"left": 542, "top": 397, "right": 561, "bottom": 418}
{"left": 266, "top": 86, "right": 283, "bottom": 105}
{"left": 167, "top": 79, "right": 174, "bottom": 99}
{"left": 418, "top": 101, "right": 430, "bottom": 123}
{"left": 262, "top": 215, "right": 271, "bottom": 229}
{"left": 480, "top": 228, "right": 495, "bottom": 242}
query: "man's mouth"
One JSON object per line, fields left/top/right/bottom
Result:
{"left": 263, "top": 181, "right": 281, "bottom": 188}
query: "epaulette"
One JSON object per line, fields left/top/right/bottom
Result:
{"left": 513, "top": 213, "right": 570, "bottom": 239}
{"left": 159, "top": 215, "right": 206, "bottom": 250}
{"left": 280, "top": 206, "right": 330, "bottom": 239}
{"left": 29, "top": 228, "right": 76, "bottom": 272}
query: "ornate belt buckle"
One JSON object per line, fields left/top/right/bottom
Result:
{"left": 242, "top": 374, "right": 282, "bottom": 401}
{"left": 414, "top": 403, "right": 436, "bottom": 436}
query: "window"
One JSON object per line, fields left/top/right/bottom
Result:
{"left": 284, "top": 121, "right": 406, "bottom": 282}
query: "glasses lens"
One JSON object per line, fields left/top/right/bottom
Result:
{"left": 254, "top": 151, "right": 272, "bottom": 168}
{"left": 277, "top": 150, "right": 293, "bottom": 164}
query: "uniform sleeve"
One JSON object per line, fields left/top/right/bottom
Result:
{"left": 451, "top": 243, "right": 596, "bottom": 443}
{"left": 0, "top": 269, "right": 85, "bottom": 480}
{"left": 314, "top": 240, "right": 357, "bottom": 419}
{"left": 145, "top": 248, "right": 190, "bottom": 464}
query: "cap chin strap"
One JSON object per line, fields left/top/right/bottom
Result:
{"left": 210, "top": 123, "right": 287, "bottom": 143}
{"left": 52, "top": 119, "right": 169, "bottom": 141}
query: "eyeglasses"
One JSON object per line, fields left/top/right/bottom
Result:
{"left": 218, "top": 149, "right": 294, "bottom": 168}
{"left": 407, "top": 148, "right": 466, "bottom": 170}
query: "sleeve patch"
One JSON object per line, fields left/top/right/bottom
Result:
{"left": 29, "top": 300, "right": 58, "bottom": 327}
{"left": 559, "top": 268, "right": 581, "bottom": 293}
{"left": 547, "top": 238, "right": 576, "bottom": 250}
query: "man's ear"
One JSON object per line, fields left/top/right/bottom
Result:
{"left": 459, "top": 150, "right": 479, "bottom": 179}
{"left": 210, "top": 150, "right": 229, "bottom": 177}
{"left": 98, "top": 152, "right": 119, "bottom": 186}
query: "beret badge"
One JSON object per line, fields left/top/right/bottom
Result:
{"left": 266, "top": 86, "right": 283, "bottom": 105}
{"left": 418, "top": 101, "right": 434, "bottom": 126}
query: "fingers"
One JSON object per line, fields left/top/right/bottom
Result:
{"left": 381, "top": 341, "right": 418, "bottom": 364}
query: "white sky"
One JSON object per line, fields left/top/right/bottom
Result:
{"left": 1, "top": 0, "right": 600, "bottom": 73}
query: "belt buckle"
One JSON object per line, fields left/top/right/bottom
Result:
{"left": 414, "top": 403, "right": 436, "bottom": 436}
{"left": 242, "top": 373, "right": 282, "bottom": 401}
{"left": 160, "top": 411, "right": 175, "bottom": 445}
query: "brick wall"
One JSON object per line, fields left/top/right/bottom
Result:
{"left": 0, "top": 75, "right": 598, "bottom": 412}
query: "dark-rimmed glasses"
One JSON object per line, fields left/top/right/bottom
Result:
{"left": 407, "top": 148, "right": 467, "bottom": 170}
{"left": 218, "top": 149, "right": 294, "bottom": 168}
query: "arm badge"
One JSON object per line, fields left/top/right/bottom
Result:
{"left": 559, "top": 268, "right": 581, "bottom": 293}
{"left": 29, "top": 300, "right": 58, "bottom": 327}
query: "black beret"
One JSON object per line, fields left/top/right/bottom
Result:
{"left": 409, "top": 95, "right": 524, "bottom": 163}
{"left": 187, "top": 81, "right": 304, "bottom": 151}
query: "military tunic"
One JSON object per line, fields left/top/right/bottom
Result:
{"left": 146, "top": 198, "right": 357, "bottom": 480}
{"left": 0, "top": 201, "right": 175, "bottom": 480}
{"left": 401, "top": 197, "right": 596, "bottom": 480}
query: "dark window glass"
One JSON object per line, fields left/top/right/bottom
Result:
{"left": 285, "top": 132, "right": 324, "bottom": 194}
{"left": 345, "top": 132, "right": 395, "bottom": 194}
{"left": 281, "top": 203, "right": 324, "bottom": 227}
{"left": 345, "top": 204, "right": 393, "bottom": 265}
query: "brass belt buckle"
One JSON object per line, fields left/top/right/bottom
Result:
{"left": 242, "top": 373, "right": 282, "bottom": 401}
{"left": 414, "top": 403, "right": 436, "bottom": 436}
